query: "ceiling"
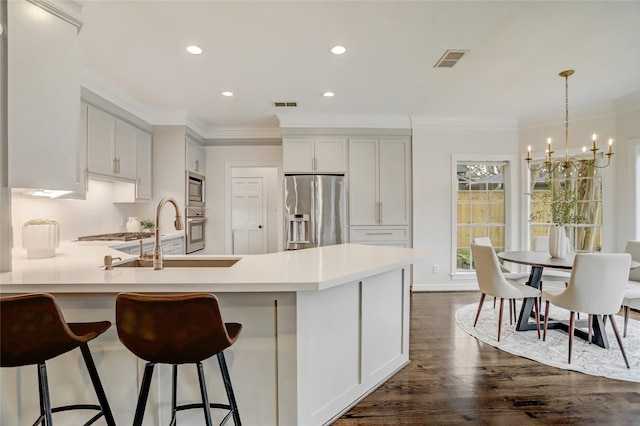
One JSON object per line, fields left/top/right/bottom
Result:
{"left": 78, "top": 1, "right": 640, "bottom": 137}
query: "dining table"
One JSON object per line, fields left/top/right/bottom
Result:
{"left": 497, "top": 251, "right": 639, "bottom": 349}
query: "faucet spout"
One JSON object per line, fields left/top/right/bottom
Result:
{"left": 153, "top": 197, "right": 183, "bottom": 270}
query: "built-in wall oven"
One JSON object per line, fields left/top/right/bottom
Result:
{"left": 186, "top": 171, "right": 205, "bottom": 207}
{"left": 185, "top": 206, "right": 207, "bottom": 254}
{"left": 185, "top": 171, "right": 207, "bottom": 253}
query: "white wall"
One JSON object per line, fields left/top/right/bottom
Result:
{"left": 411, "top": 119, "right": 520, "bottom": 290}
{"left": 10, "top": 179, "right": 132, "bottom": 248}
{"left": 205, "top": 144, "right": 282, "bottom": 254}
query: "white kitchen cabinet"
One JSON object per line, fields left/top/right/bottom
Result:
{"left": 87, "top": 105, "right": 136, "bottom": 181}
{"left": 186, "top": 137, "right": 206, "bottom": 175}
{"left": 282, "top": 137, "right": 347, "bottom": 173}
{"left": 349, "top": 226, "right": 410, "bottom": 248}
{"left": 135, "top": 129, "right": 152, "bottom": 201}
{"left": 113, "top": 235, "right": 184, "bottom": 255}
{"left": 7, "top": 0, "right": 83, "bottom": 192}
{"left": 349, "top": 138, "right": 410, "bottom": 226}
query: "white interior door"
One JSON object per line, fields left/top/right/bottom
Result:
{"left": 232, "top": 177, "right": 266, "bottom": 254}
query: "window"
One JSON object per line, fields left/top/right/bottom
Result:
{"left": 455, "top": 161, "right": 508, "bottom": 271}
{"left": 528, "top": 159, "right": 603, "bottom": 252}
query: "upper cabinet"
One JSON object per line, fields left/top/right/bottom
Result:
{"left": 135, "top": 129, "right": 152, "bottom": 201}
{"left": 349, "top": 138, "right": 411, "bottom": 226}
{"left": 186, "top": 137, "right": 206, "bottom": 175}
{"left": 7, "top": 0, "right": 83, "bottom": 192}
{"left": 84, "top": 101, "right": 153, "bottom": 202}
{"left": 282, "top": 137, "right": 347, "bottom": 173}
{"left": 87, "top": 105, "right": 136, "bottom": 180}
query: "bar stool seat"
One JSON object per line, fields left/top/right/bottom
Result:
{"left": 0, "top": 293, "right": 115, "bottom": 426}
{"left": 116, "top": 292, "right": 242, "bottom": 426}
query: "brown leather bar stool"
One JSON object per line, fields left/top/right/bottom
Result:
{"left": 115, "top": 292, "right": 242, "bottom": 426}
{"left": 0, "top": 293, "right": 116, "bottom": 426}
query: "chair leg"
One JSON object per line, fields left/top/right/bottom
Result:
{"left": 498, "top": 298, "right": 504, "bottom": 342}
{"left": 217, "top": 351, "right": 241, "bottom": 426}
{"left": 80, "top": 343, "right": 116, "bottom": 426}
{"left": 568, "top": 311, "right": 575, "bottom": 364}
{"left": 623, "top": 306, "right": 629, "bottom": 338}
{"left": 533, "top": 298, "right": 540, "bottom": 339}
{"left": 37, "top": 362, "right": 53, "bottom": 426}
{"left": 608, "top": 314, "right": 630, "bottom": 369}
{"left": 474, "top": 293, "right": 486, "bottom": 327}
{"left": 196, "top": 362, "right": 214, "bottom": 426}
{"left": 170, "top": 364, "right": 178, "bottom": 426}
{"left": 493, "top": 296, "right": 496, "bottom": 309}
{"left": 588, "top": 314, "right": 593, "bottom": 344}
{"left": 543, "top": 300, "right": 550, "bottom": 341}
{"left": 133, "top": 363, "right": 156, "bottom": 426}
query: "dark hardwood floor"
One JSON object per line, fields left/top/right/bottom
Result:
{"left": 335, "top": 292, "right": 640, "bottom": 425}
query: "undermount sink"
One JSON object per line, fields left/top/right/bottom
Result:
{"left": 114, "top": 258, "right": 240, "bottom": 268}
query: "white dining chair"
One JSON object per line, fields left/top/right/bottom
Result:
{"left": 473, "top": 237, "right": 529, "bottom": 281}
{"left": 622, "top": 240, "right": 640, "bottom": 338}
{"left": 471, "top": 243, "right": 541, "bottom": 342}
{"left": 542, "top": 252, "right": 632, "bottom": 368}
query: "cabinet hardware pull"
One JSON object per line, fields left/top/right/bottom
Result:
{"left": 195, "top": 160, "right": 199, "bottom": 172}
{"left": 113, "top": 158, "right": 118, "bottom": 174}
{"left": 366, "top": 232, "right": 393, "bottom": 235}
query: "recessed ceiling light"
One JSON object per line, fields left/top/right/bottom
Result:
{"left": 221, "top": 91, "right": 234, "bottom": 97}
{"left": 322, "top": 91, "right": 335, "bottom": 97}
{"left": 186, "top": 45, "right": 204, "bottom": 55}
{"left": 330, "top": 45, "right": 346, "bottom": 55}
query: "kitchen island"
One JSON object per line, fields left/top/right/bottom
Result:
{"left": 1, "top": 243, "right": 427, "bottom": 426}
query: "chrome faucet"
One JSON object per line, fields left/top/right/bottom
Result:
{"left": 153, "top": 197, "right": 183, "bottom": 270}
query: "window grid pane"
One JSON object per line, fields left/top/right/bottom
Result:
{"left": 528, "top": 158, "right": 603, "bottom": 252}
{"left": 456, "top": 162, "right": 507, "bottom": 271}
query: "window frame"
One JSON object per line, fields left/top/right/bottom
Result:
{"left": 521, "top": 147, "right": 614, "bottom": 253}
{"left": 450, "top": 154, "right": 519, "bottom": 279}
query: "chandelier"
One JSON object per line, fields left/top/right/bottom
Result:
{"left": 526, "top": 70, "right": 614, "bottom": 174}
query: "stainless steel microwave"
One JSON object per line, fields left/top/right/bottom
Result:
{"left": 186, "top": 171, "right": 205, "bottom": 207}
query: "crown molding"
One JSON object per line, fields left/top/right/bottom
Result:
{"left": 277, "top": 114, "right": 412, "bottom": 129}
{"left": 203, "top": 126, "right": 282, "bottom": 140}
{"left": 410, "top": 116, "right": 517, "bottom": 129}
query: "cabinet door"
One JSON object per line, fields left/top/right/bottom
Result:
{"left": 348, "top": 139, "right": 379, "bottom": 225}
{"left": 135, "top": 129, "right": 152, "bottom": 201}
{"left": 314, "top": 138, "right": 347, "bottom": 173}
{"left": 115, "top": 119, "right": 137, "bottom": 180}
{"left": 7, "top": 0, "right": 80, "bottom": 191}
{"left": 87, "top": 105, "right": 116, "bottom": 177}
{"left": 186, "top": 138, "right": 206, "bottom": 174}
{"left": 283, "top": 138, "right": 314, "bottom": 172}
{"left": 379, "top": 139, "right": 410, "bottom": 225}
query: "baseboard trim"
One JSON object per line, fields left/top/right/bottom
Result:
{"left": 412, "top": 282, "right": 478, "bottom": 292}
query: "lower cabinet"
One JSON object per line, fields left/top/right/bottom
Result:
{"left": 114, "top": 235, "right": 184, "bottom": 255}
{"left": 350, "top": 226, "right": 410, "bottom": 248}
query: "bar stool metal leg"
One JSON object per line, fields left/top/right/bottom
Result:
{"left": 133, "top": 363, "right": 156, "bottom": 426}
{"left": 218, "top": 352, "right": 241, "bottom": 426}
{"left": 170, "top": 365, "right": 178, "bottom": 426}
{"left": 196, "top": 362, "right": 214, "bottom": 426}
{"left": 80, "top": 343, "right": 116, "bottom": 426}
{"left": 38, "top": 362, "right": 53, "bottom": 426}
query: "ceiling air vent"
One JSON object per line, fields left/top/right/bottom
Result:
{"left": 434, "top": 50, "right": 468, "bottom": 68}
{"left": 273, "top": 101, "right": 298, "bottom": 107}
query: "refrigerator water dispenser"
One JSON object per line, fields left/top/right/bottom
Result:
{"left": 288, "top": 214, "right": 309, "bottom": 243}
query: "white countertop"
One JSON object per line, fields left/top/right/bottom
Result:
{"left": 0, "top": 242, "right": 428, "bottom": 294}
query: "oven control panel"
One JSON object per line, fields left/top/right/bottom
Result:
{"left": 186, "top": 207, "right": 205, "bottom": 217}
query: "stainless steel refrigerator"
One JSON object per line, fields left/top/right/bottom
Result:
{"left": 284, "top": 174, "right": 347, "bottom": 250}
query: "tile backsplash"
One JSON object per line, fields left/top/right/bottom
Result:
{"left": 11, "top": 179, "right": 133, "bottom": 247}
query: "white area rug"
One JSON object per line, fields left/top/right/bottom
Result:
{"left": 455, "top": 301, "right": 640, "bottom": 382}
